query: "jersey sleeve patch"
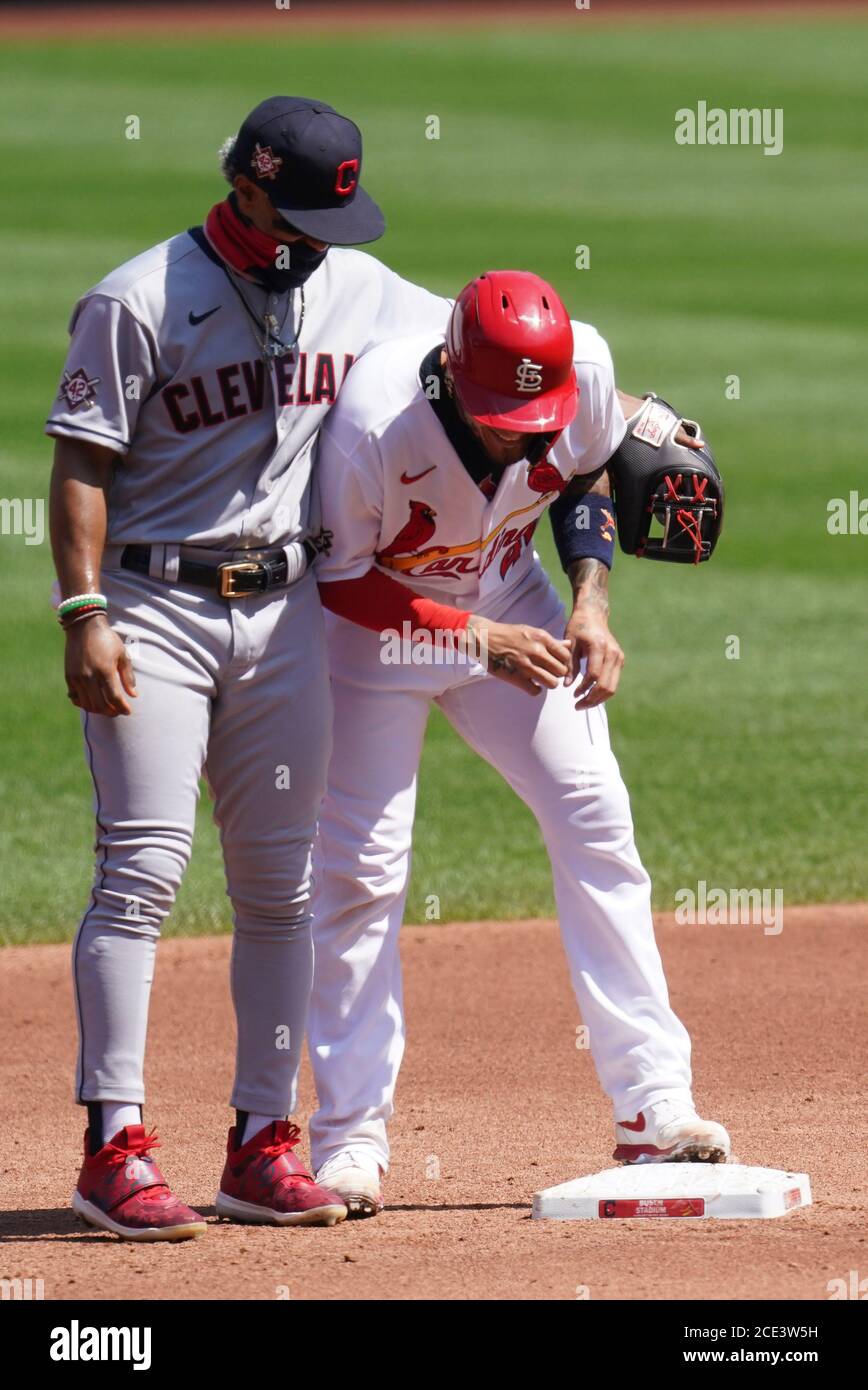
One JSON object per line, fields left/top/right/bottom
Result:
{"left": 45, "top": 294, "right": 156, "bottom": 454}
{"left": 58, "top": 367, "right": 101, "bottom": 412}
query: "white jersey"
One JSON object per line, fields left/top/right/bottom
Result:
{"left": 315, "top": 321, "right": 626, "bottom": 617}
{"left": 45, "top": 231, "right": 450, "bottom": 548}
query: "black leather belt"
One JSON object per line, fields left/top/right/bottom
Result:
{"left": 120, "top": 543, "right": 315, "bottom": 599}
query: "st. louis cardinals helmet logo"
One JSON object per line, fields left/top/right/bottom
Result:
{"left": 251, "top": 143, "right": 283, "bottom": 180}
{"left": 59, "top": 367, "right": 100, "bottom": 411}
{"left": 515, "top": 358, "right": 543, "bottom": 393}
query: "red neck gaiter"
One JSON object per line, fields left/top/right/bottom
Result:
{"left": 204, "top": 196, "right": 284, "bottom": 278}
{"left": 203, "top": 195, "right": 328, "bottom": 291}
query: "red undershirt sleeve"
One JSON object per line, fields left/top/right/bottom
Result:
{"left": 318, "top": 567, "right": 471, "bottom": 636}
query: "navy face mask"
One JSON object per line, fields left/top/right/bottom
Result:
{"left": 257, "top": 237, "right": 329, "bottom": 292}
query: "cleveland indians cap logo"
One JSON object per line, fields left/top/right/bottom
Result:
{"left": 251, "top": 143, "right": 283, "bottom": 180}
{"left": 515, "top": 358, "right": 543, "bottom": 393}
{"left": 334, "top": 158, "right": 359, "bottom": 197}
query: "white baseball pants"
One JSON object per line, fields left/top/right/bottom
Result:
{"left": 308, "top": 567, "right": 692, "bottom": 1174}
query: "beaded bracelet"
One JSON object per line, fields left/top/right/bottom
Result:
{"left": 57, "top": 593, "right": 107, "bottom": 623}
{"left": 57, "top": 592, "right": 106, "bottom": 613}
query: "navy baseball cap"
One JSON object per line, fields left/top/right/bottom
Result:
{"left": 233, "top": 96, "right": 385, "bottom": 245}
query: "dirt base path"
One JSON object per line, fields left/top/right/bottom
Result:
{"left": 1, "top": 905, "right": 865, "bottom": 1301}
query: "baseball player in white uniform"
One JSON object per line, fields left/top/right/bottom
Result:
{"left": 308, "top": 271, "right": 731, "bottom": 1215}
{"left": 47, "top": 96, "right": 450, "bottom": 1240}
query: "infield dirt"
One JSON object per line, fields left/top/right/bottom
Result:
{"left": 1, "top": 906, "right": 864, "bottom": 1301}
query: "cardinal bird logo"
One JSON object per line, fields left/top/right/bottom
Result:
{"left": 378, "top": 500, "right": 439, "bottom": 560}
{"left": 600, "top": 508, "right": 616, "bottom": 541}
{"left": 526, "top": 461, "right": 565, "bottom": 495}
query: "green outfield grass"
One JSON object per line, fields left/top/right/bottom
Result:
{"left": 1, "top": 16, "right": 866, "bottom": 942}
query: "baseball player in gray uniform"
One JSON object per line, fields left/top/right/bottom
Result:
{"left": 47, "top": 96, "right": 449, "bottom": 1240}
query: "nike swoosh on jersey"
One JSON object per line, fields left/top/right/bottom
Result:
{"left": 400, "top": 466, "right": 436, "bottom": 484}
{"left": 188, "top": 306, "right": 221, "bottom": 325}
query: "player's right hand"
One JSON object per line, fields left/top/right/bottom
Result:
{"left": 64, "top": 616, "right": 138, "bottom": 718}
{"left": 468, "top": 616, "right": 571, "bottom": 697}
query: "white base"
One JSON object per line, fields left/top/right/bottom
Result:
{"left": 532, "top": 1163, "right": 812, "bottom": 1221}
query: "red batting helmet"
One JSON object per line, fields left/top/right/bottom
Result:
{"left": 445, "top": 271, "right": 578, "bottom": 432}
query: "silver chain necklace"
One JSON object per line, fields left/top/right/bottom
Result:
{"left": 261, "top": 288, "right": 306, "bottom": 361}
{"left": 224, "top": 272, "right": 306, "bottom": 362}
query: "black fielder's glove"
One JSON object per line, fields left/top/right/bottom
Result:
{"left": 610, "top": 395, "right": 724, "bottom": 563}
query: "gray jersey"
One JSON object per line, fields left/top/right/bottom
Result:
{"left": 45, "top": 231, "right": 450, "bottom": 548}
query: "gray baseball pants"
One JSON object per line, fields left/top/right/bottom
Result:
{"left": 72, "top": 560, "right": 331, "bottom": 1116}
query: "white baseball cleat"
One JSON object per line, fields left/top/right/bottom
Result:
{"left": 315, "top": 1151, "right": 385, "bottom": 1218}
{"left": 613, "top": 1098, "right": 731, "bottom": 1165}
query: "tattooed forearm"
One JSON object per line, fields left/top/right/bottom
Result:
{"left": 567, "top": 558, "right": 610, "bottom": 617}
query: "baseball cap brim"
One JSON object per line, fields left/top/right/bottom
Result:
{"left": 275, "top": 183, "right": 385, "bottom": 246}
{"left": 456, "top": 367, "right": 579, "bottom": 433}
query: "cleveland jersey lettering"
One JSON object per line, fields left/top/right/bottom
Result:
{"left": 161, "top": 352, "right": 352, "bottom": 432}
{"left": 46, "top": 236, "right": 449, "bottom": 547}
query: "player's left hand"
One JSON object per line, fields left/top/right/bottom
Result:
{"left": 564, "top": 608, "right": 625, "bottom": 708}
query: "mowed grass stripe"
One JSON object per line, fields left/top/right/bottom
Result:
{"left": 0, "top": 18, "right": 865, "bottom": 939}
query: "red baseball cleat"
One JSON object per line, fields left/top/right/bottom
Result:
{"left": 72, "top": 1125, "right": 207, "bottom": 1241}
{"left": 216, "top": 1121, "right": 347, "bottom": 1227}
